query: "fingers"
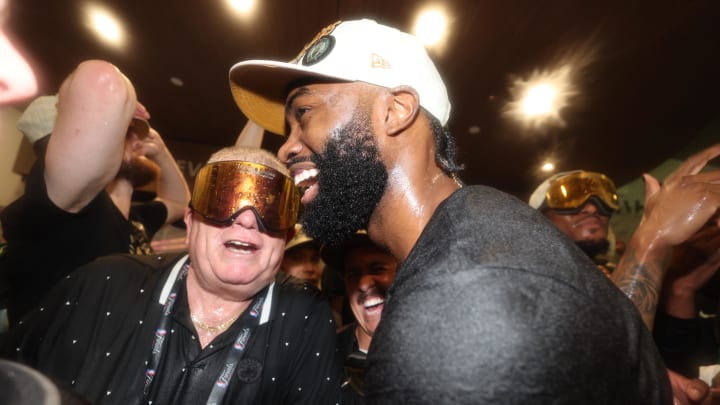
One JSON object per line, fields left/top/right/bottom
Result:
{"left": 644, "top": 173, "right": 661, "bottom": 198}
{"left": 667, "top": 144, "right": 720, "bottom": 182}
{"left": 134, "top": 101, "right": 150, "bottom": 120}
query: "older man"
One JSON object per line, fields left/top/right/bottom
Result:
{"left": 228, "top": 18, "right": 672, "bottom": 404}
{"left": 1, "top": 146, "right": 342, "bottom": 404}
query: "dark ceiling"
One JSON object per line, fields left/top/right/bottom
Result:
{"left": 7, "top": 0, "right": 720, "bottom": 199}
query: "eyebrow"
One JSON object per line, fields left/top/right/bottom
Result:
{"left": 284, "top": 87, "right": 314, "bottom": 115}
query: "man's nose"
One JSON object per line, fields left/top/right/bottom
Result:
{"left": 233, "top": 209, "right": 259, "bottom": 230}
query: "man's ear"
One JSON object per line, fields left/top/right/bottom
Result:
{"left": 385, "top": 86, "right": 420, "bottom": 136}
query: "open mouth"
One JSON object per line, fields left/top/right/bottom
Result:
{"left": 293, "top": 168, "right": 319, "bottom": 203}
{"left": 223, "top": 240, "right": 258, "bottom": 254}
{"left": 363, "top": 297, "right": 385, "bottom": 311}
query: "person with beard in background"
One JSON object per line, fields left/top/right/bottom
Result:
{"left": 0, "top": 60, "right": 190, "bottom": 326}
{"left": 228, "top": 19, "right": 673, "bottom": 404}
{"left": 528, "top": 170, "right": 620, "bottom": 276}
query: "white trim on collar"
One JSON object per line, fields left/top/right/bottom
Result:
{"left": 158, "top": 254, "right": 189, "bottom": 304}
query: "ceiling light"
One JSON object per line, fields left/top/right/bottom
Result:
{"left": 170, "top": 77, "right": 184, "bottom": 87}
{"left": 541, "top": 162, "right": 555, "bottom": 172}
{"left": 504, "top": 65, "right": 575, "bottom": 129}
{"left": 226, "top": 0, "right": 255, "bottom": 15}
{"left": 413, "top": 8, "right": 447, "bottom": 47}
{"left": 84, "top": 4, "right": 125, "bottom": 48}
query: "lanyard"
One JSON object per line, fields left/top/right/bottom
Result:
{"left": 143, "top": 257, "right": 268, "bottom": 405}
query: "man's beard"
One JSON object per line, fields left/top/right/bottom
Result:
{"left": 575, "top": 238, "right": 610, "bottom": 262}
{"left": 300, "top": 112, "right": 388, "bottom": 246}
{"left": 116, "top": 156, "right": 159, "bottom": 188}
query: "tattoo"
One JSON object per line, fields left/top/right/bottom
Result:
{"left": 612, "top": 246, "right": 666, "bottom": 331}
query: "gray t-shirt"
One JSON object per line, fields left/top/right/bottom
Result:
{"left": 365, "top": 186, "right": 671, "bottom": 404}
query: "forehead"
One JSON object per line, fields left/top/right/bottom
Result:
{"left": 344, "top": 245, "right": 396, "bottom": 266}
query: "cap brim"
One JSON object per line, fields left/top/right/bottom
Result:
{"left": 319, "top": 233, "right": 374, "bottom": 270}
{"left": 229, "top": 60, "right": 351, "bottom": 136}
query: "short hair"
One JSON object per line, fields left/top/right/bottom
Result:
{"left": 424, "top": 109, "right": 464, "bottom": 176}
{"left": 207, "top": 146, "right": 289, "bottom": 176}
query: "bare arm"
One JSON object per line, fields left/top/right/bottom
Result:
{"left": 612, "top": 143, "right": 720, "bottom": 331}
{"left": 44, "top": 60, "right": 147, "bottom": 213}
{"left": 142, "top": 128, "right": 191, "bottom": 225}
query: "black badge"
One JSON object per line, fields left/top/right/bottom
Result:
{"left": 302, "top": 35, "right": 335, "bottom": 66}
{"left": 235, "top": 358, "right": 263, "bottom": 383}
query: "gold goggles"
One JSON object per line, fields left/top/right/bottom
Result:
{"left": 543, "top": 171, "right": 619, "bottom": 215}
{"left": 189, "top": 160, "right": 300, "bottom": 231}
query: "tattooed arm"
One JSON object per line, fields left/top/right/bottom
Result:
{"left": 612, "top": 143, "right": 720, "bottom": 331}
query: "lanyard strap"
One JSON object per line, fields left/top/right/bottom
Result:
{"left": 206, "top": 295, "right": 265, "bottom": 405}
{"left": 144, "top": 258, "right": 189, "bottom": 397}
{"left": 143, "top": 257, "right": 268, "bottom": 405}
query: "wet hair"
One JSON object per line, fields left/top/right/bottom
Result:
{"left": 207, "top": 146, "right": 289, "bottom": 176}
{"left": 423, "top": 109, "right": 464, "bottom": 176}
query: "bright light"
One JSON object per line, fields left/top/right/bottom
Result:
{"left": 84, "top": 4, "right": 125, "bottom": 48}
{"left": 413, "top": 8, "right": 447, "bottom": 46}
{"left": 541, "top": 162, "right": 555, "bottom": 172}
{"left": 505, "top": 65, "right": 574, "bottom": 129}
{"left": 226, "top": 0, "right": 255, "bottom": 15}
{"left": 522, "top": 83, "right": 557, "bottom": 117}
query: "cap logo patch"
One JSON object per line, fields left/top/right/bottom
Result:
{"left": 291, "top": 20, "right": 342, "bottom": 64}
{"left": 302, "top": 35, "right": 335, "bottom": 66}
{"left": 371, "top": 53, "right": 391, "bottom": 69}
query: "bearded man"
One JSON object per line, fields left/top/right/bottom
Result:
{"left": 228, "top": 19, "right": 672, "bottom": 404}
{"left": 0, "top": 60, "right": 190, "bottom": 325}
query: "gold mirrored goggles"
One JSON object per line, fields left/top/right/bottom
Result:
{"left": 189, "top": 160, "right": 300, "bottom": 232}
{"left": 543, "top": 171, "right": 619, "bottom": 215}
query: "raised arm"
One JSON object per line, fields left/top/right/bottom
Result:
{"left": 141, "top": 128, "right": 191, "bottom": 224}
{"left": 44, "top": 60, "right": 147, "bottom": 213}
{"left": 612, "top": 143, "right": 720, "bottom": 331}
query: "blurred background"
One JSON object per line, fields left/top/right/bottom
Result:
{"left": 1, "top": 0, "right": 719, "bottom": 243}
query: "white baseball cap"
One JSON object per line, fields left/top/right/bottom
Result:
{"left": 16, "top": 95, "right": 58, "bottom": 143}
{"left": 229, "top": 19, "right": 451, "bottom": 136}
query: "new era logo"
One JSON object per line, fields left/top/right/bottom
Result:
{"left": 371, "top": 53, "right": 391, "bottom": 69}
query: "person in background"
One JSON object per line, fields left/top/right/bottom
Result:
{"left": 0, "top": 0, "right": 37, "bottom": 106}
{"left": 0, "top": 60, "right": 191, "bottom": 326}
{"left": 528, "top": 170, "right": 620, "bottom": 276}
{"left": 322, "top": 231, "right": 398, "bottom": 404}
{"left": 0, "top": 146, "right": 342, "bottom": 404}
{"left": 611, "top": 144, "right": 720, "bottom": 404}
{"left": 229, "top": 18, "right": 672, "bottom": 404}
{"left": 281, "top": 223, "right": 324, "bottom": 289}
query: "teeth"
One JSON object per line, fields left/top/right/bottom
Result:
{"left": 294, "top": 168, "right": 318, "bottom": 186}
{"left": 225, "top": 240, "right": 251, "bottom": 249}
{"left": 364, "top": 297, "right": 385, "bottom": 309}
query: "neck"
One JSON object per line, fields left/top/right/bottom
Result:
{"left": 355, "top": 325, "right": 372, "bottom": 352}
{"left": 186, "top": 266, "right": 253, "bottom": 347}
{"left": 369, "top": 165, "right": 460, "bottom": 263}
{"left": 106, "top": 178, "right": 134, "bottom": 219}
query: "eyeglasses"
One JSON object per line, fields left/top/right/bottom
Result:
{"left": 189, "top": 160, "right": 300, "bottom": 232}
{"left": 542, "top": 171, "right": 619, "bottom": 216}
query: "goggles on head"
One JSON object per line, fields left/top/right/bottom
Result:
{"left": 189, "top": 160, "right": 300, "bottom": 232}
{"left": 541, "top": 171, "right": 619, "bottom": 216}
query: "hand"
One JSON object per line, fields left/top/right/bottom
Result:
{"left": 638, "top": 143, "right": 720, "bottom": 251}
{"left": 666, "top": 224, "right": 720, "bottom": 295}
{"left": 139, "top": 128, "right": 168, "bottom": 160}
{"left": 669, "top": 368, "right": 711, "bottom": 405}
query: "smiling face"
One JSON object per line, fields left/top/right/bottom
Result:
{"left": 342, "top": 244, "right": 398, "bottom": 350}
{"left": 184, "top": 208, "right": 287, "bottom": 300}
{"left": 279, "top": 82, "right": 388, "bottom": 245}
{"left": 281, "top": 243, "right": 324, "bottom": 287}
